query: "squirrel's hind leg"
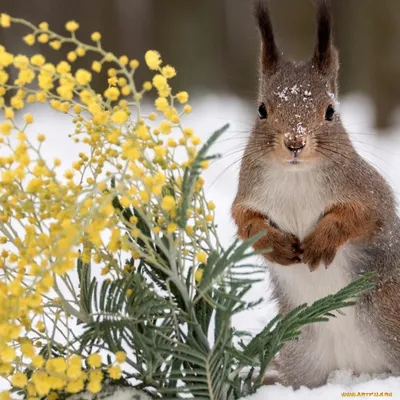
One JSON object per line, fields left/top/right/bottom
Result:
{"left": 366, "top": 279, "right": 400, "bottom": 374}
{"left": 266, "top": 326, "right": 332, "bottom": 389}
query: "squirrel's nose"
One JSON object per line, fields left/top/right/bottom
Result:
{"left": 284, "top": 134, "right": 306, "bottom": 152}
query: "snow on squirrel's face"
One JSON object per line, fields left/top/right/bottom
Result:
{"left": 253, "top": 60, "right": 349, "bottom": 170}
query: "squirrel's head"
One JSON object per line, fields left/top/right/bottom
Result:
{"left": 254, "top": 0, "right": 348, "bottom": 169}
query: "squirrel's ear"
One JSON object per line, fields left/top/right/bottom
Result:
{"left": 312, "top": 0, "right": 338, "bottom": 74}
{"left": 254, "top": 1, "right": 280, "bottom": 76}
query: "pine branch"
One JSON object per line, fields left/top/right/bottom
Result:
{"left": 239, "top": 272, "right": 375, "bottom": 393}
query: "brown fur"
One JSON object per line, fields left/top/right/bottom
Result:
{"left": 302, "top": 201, "right": 382, "bottom": 270}
{"left": 231, "top": 0, "right": 400, "bottom": 389}
{"left": 231, "top": 205, "right": 302, "bottom": 265}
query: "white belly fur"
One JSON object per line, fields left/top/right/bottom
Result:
{"left": 249, "top": 166, "right": 388, "bottom": 374}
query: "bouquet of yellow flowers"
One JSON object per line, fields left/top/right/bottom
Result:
{"left": 0, "top": 14, "right": 372, "bottom": 400}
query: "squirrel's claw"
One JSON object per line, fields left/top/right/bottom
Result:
{"left": 301, "top": 236, "right": 337, "bottom": 272}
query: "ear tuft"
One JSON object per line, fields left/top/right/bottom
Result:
{"left": 254, "top": 0, "right": 280, "bottom": 76}
{"left": 313, "top": 0, "right": 338, "bottom": 73}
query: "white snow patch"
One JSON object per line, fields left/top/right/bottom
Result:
{"left": 243, "top": 371, "right": 399, "bottom": 399}
{"left": 275, "top": 87, "right": 289, "bottom": 102}
{"left": 327, "top": 91, "right": 341, "bottom": 110}
{"left": 67, "top": 387, "right": 152, "bottom": 400}
{"left": 296, "top": 122, "right": 306, "bottom": 134}
{"left": 290, "top": 85, "right": 300, "bottom": 95}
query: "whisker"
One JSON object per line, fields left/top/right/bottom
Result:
{"left": 216, "top": 147, "right": 270, "bottom": 161}
{"left": 316, "top": 139, "right": 395, "bottom": 170}
{"left": 208, "top": 148, "right": 275, "bottom": 188}
{"left": 211, "top": 145, "right": 275, "bottom": 166}
{"left": 319, "top": 136, "right": 396, "bottom": 156}
{"left": 315, "top": 145, "right": 355, "bottom": 163}
{"left": 212, "top": 140, "right": 276, "bottom": 162}
{"left": 314, "top": 149, "right": 344, "bottom": 168}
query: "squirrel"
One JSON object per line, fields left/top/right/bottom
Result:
{"left": 231, "top": 0, "right": 400, "bottom": 389}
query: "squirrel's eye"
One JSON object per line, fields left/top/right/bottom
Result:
{"left": 325, "top": 105, "right": 335, "bottom": 121}
{"left": 258, "top": 103, "right": 268, "bottom": 119}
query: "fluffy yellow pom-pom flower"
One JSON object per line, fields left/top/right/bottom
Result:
{"left": 145, "top": 50, "right": 162, "bottom": 70}
{"left": 167, "top": 223, "right": 178, "bottom": 234}
{"left": 176, "top": 91, "right": 189, "bottom": 104}
{"left": 112, "top": 110, "right": 128, "bottom": 125}
{"left": 39, "top": 21, "right": 49, "bottom": 31}
{"left": 161, "top": 196, "right": 176, "bottom": 212}
{"left": 0, "top": 51, "right": 13, "bottom": 68}
{"left": 65, "top": 20, "right": 79, "bottom": 32}
{"left": 208, "top": 201, "right": 216, "bottom": 211}
{"left": 0, "top": 14, "right": 11, "bottom": 28}
{"left": 46, "top": 357, "right": 67, "bottom": 374}
{"left": 195, "top": 268, "right": 204, "bottom": 283}
{"left": 119, "top": 55, "right": 129, "bottom": 65}
{"left": 130, "top": 59, "right": 140, "bottom": 69}
{"left": 104, "top": 87, "right": 120, "bottom": 101}
{"left": 154, "top": 145, "right": 167, "bottom": 158}
{"left": 143, "top": 81, "right": 152, "bottom": 91}
{"left": 162, "top": 65, "right": 176, "bottom": 79}
{"left": 91, "top": 60, "right": 102, "bottom": 73}
{"left": 67, "top": 51, "right": 77, "bottom": 62}
{"left": 66, "top": 379, "right": 84, "bottom": 393}
{"left": 2, "top": 346, "right": 16, "bottom": 363}
{"left": 0, "top": 121, "right": 12, "bottom": 135}
{"left": 37, "top": 33, "right": 49, "bottom": 43}
{"left": 56, "top": 61, "right": 71, "bottom": 74}
{"left": 192, "top": 136, "right": 201, "bottom": 145}
{"left": 87, "top": 353, "right": 102, "bottom": 368}
{"left": 153, "top": 74, "right": 168, "bottom": 90}
{"left": 23, "top": 34, "right": 35, "bottom": 46}
{"left": 108, "top": 365, "right": 122, "bottom": 380}
{"left": 91, "top": 31, "right": 101, "bottom": 41}
{"left": 75, "top": 69, "right": 92, "bottom": 85}
{"left": 10, "top": 373, "right": 27, "bottom": 388}
{"left": 76, "top": 47, "right": 86, "bottom": 57}
{"left": 115, "top": 352, "right": 126, "bottom": 364}
{"left": 49, "top": 40, "right": 61, "bottom": 50}
{"left": 21, "top": 342, "right": 35, "bottom": 358}
{"left": 160, "top": 121, "right": 172, "bottom": 135}
{"left": 4, "top": 108, "right": 14, "bottom": 119}
{"left": 30, "top": 54, "right": 45, "bottom": 66}
{"left": 155, "top": 97, "right": 169, "bottom": 112}
{"left": 24, "top": 113, "right": 34, "bottom": 124}
{"left": 87, "top": 379, "right": 102, "bottom": 393}
{"left": 196, "top": 251, "right": 208, "bottom": 264}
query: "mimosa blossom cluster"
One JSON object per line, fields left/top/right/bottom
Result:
{"left": 0, "top": 13, "right": 217, "bottom": 399}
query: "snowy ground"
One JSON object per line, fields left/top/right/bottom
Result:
{"left": 247, "top": 371, "right": 400, "bottom": 399}
{"left": 1, "top": 94, "right": 400, "bottom": 398}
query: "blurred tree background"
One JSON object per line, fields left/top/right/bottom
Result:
{"left": 0, "top": 0, "right": 399, "bottom": 130}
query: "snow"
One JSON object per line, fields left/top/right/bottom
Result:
{"left": 296, "top": 122, "right": 306, "bottom": 134}
{"left": 2, "top": 93, "right": 400, "bottom": 398}
{"left": 290, "top": 85, "right": 300, "bottom": 95}
{"left": 327, "top": 91, "right": 340, "bottom": 109}
{"left": 246, "top": 371, "right": 399, "bottom": 399}
{"left": 275, "top": 87, "right": 289, "bottom": 102}
{"left": 67, "top": 387, "right": 152, "bottom": 400}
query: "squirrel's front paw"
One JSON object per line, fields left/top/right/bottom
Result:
{"left": 301, "top": 229, "right": 338, "bottom": 271}
{"left": 231, "top": 206, "right": 302, "bottom": 266}
{"left": 256, "top": 229, "right": 302, "bottom": 266}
